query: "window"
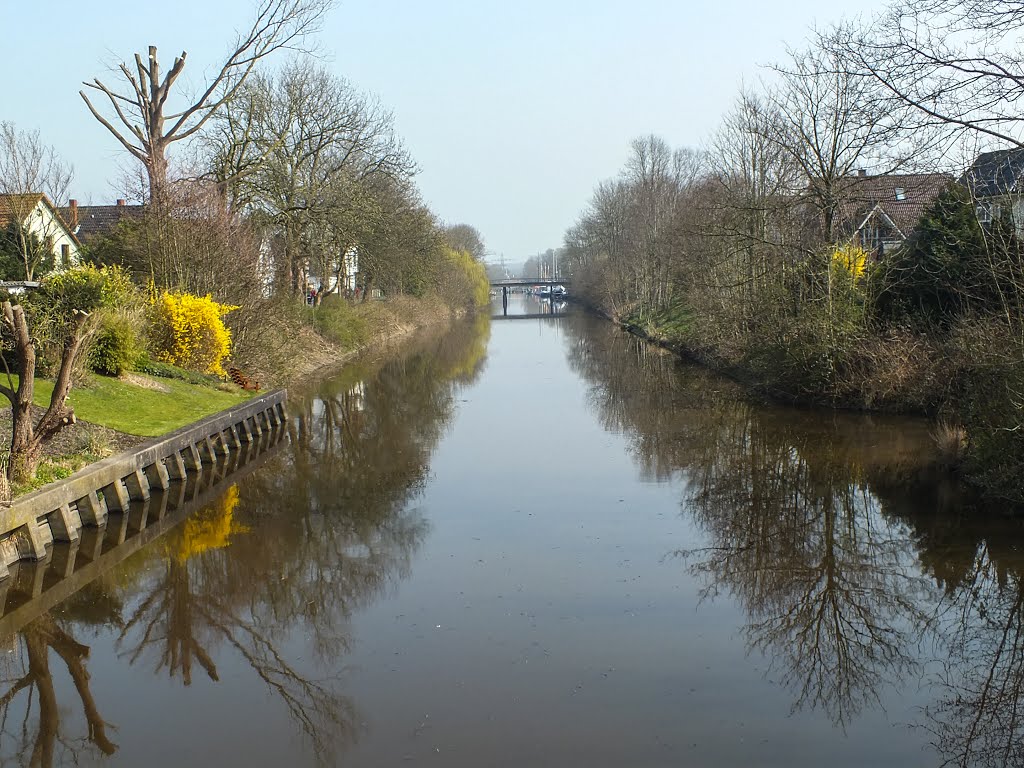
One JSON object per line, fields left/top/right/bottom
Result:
{"left": 977, "top": 203, "right": 993, "bottom": 223}
{"left": 894, "top": 187, "right": 906, "bottom": 201}
{"left": 861, "top": 221, "right": 884, "bottom": 251}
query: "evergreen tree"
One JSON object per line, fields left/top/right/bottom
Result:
{"left": 0, "top": 222, "right": 55, "bottom": 281}
{"left": 870, "top": 183, "right": 1012, "bottom": 330}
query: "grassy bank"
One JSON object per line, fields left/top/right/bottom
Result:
{"left": 618, "top": 299, "right": 942, "bottom": 412}
{"left": 38, "top": 374, "right": 253, "bottom": 437}
{"left": 5, "top": 370, "right": 254, "bottom": 496}
{"left": 253, "top": 293, "right": 475, "bottom": 385}
{"left": 8, "top": 293, "right": 477, "bottom": 497}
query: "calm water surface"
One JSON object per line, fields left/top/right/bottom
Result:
{"left": 2, "top": 294, "right": 1023, "bottom": 766}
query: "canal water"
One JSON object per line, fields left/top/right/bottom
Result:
{"left": 2, "top": 294, "right": 1023, "bottom": 766}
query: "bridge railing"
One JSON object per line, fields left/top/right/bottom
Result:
{"left": 489, "top": 278, "right": 572, "bottom": 287}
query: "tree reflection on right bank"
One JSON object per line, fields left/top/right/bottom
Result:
{"left": 565, "top": 313, "right": 1024, "bottom": 764}
{"left": 915, "top": 516, "right": 1024, "bottom": 768}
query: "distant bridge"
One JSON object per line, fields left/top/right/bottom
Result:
{"left": 491, "top": 278, "right": 570, "bottom": 318}
{"left": 490, "top": 278, "right": 571, "bottom": 287}
{"left": 490, "top": 312, "right": 568, "bottom": 321}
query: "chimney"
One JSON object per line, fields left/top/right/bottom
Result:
{"left": 857, "top": 169, "right": 867, "bottom": 177}
{"left": 68, "top": 199, "right": 78, "bottom": 228}
{"left": 116, "top": 199, "right": 126, "bottom": 207}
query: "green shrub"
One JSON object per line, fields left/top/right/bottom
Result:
{"left": 25, "top": 264, "right": 138, "bottom": 377}
{"left": 869, "top": 183, "right": 1017, "bottom": 331}
{"left": 309, "top": 295, "right": 369, "bottom": 350}
{"left": 88, "top": 309, "right": 144, "bottom": 376}
{"left": 436, "top": 247, "right": 490, "bottom": 309}
{"left": 135, "top": 356, "right": 222, "bottom": 387}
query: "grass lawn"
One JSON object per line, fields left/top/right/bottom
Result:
{"left": 627, "top": 300, "right": 694, "bottom": 342}
{"left": 30, "top": 375, "right": 255, "bottom": 437}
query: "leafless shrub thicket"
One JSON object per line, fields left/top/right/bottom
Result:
{"left": 563, "top": 0, "right": 1024, "bottom": 496}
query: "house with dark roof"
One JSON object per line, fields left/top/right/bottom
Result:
{"left": 0, "top": 193, "right": 82, "bottom": 274}
{"left": 60, "top": 199, "right": 144, "bottom": 243}
{"left": 835, "top": 172, "right": 952, "bottom": 257}
{"left": 961, "top": 147, "right": 1024, "bottom": 228}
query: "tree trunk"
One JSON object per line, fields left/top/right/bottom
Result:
{"left": 5, "top": 301, "right": 38, "bottom": 487}
{"left": 8, "top": 418, "right": 40, "bottom": 487}
{"left": 148, "top": 143, "right": 170, "bottom": 210}
{"left": 0, "top": 301, "right": 86, "bottom": 494}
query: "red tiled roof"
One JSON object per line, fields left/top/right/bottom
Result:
{"left": 837, "top": 173, "right": 952, "bottom": 238}
{"left": 0, "top": 193, "right": 44, "bottom": 229}
{"left": 61, "top": 203, "right": 144, "bottom": 241}
{"left": 0, "top": 193, "right": 80, "bottom": 245}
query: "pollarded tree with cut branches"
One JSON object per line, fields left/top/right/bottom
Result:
{"left": 79, "top": 0, "right": 333, "bottom": 205}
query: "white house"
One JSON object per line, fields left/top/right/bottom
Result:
{"left": 307, "top": 245, "right": 360, "bottom": 300}
{"left": 962, "top": 147, "right": 1024, "bottom": 233}
{"left": 0, "top": 193, "right": 82, "bottom": 276}
{"left": 341, "top": 246, "right": 359, "bottom": 294}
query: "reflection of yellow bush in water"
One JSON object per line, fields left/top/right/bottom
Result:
{"left": 444, "top": 313, "right": 490, "bottom": 381}
{"left": 175, "top": 485, "right": 248, "bottom": 562}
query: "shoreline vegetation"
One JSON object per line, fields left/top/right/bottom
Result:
{"left": 9, "top": 293, "right": 480, "bottom": 498}
{"left": 1, "top": 0, "right": 492, "bottom": 497}
{"left": 554, "top": 1, "right": 1024, "bottom": 505}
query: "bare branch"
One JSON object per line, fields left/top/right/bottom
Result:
{"left": 81, "top": 0, "right": 333, "bottom": 201}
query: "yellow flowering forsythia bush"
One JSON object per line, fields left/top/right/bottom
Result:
{"left": 148, "top": 291, "right": 238, "bottom": 376}
{"left": 831, "top": 244, "right": 869, "bottom": 281}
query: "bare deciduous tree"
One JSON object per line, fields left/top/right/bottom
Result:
{"left": 209, "top": 61, "right": 411, "bottom": 295}
{"left": 826, "top": 3, "right": 1024, "bottom": 150}
{"left": 705, "top": 91, "right": 803, "bottom": 317}
{"left": 768, "top": 43, "right": 906, "bottom": 241}
{"left": 442, "top": 223, "right": 487, "bottom": 262}
{"left": 80, "top": 0, "right": 333, "bottom": 204}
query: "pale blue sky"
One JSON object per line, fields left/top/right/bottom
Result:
{"left": 2, "top": 0, "right": 889, "bottom": 262}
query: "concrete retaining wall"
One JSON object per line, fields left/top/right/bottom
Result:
{"left": 0, "top": 389, "right": 287, "bottom": 579}
{"left": 0, "top": 430, "right": 285, "bottom": 638}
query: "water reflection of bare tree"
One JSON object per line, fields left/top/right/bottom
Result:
{"left": 112, "top": 488, "right": 363, "bottom": 762}
{"left": 916, "top": 535, "right": 1024, "bottom": 768}
{"left": 111, "top": 317, "right": 489, "bottom": 763}
{"left": 0, "top": 613, "right": 116, "bottom": 767}
{"left": 565, "top": 314, "right": 936, "bottom": 727}
{"left": 119, "top": 557, "right": 218, "bottom": 685}
{"left": 245, "top": 318, "right": 486, "bottom": 659}
{"left": 118, "top": 552, "right": 354, "bottom": 752}
{"left": 681, "top": 401, "right": 939, "bottom": 726}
